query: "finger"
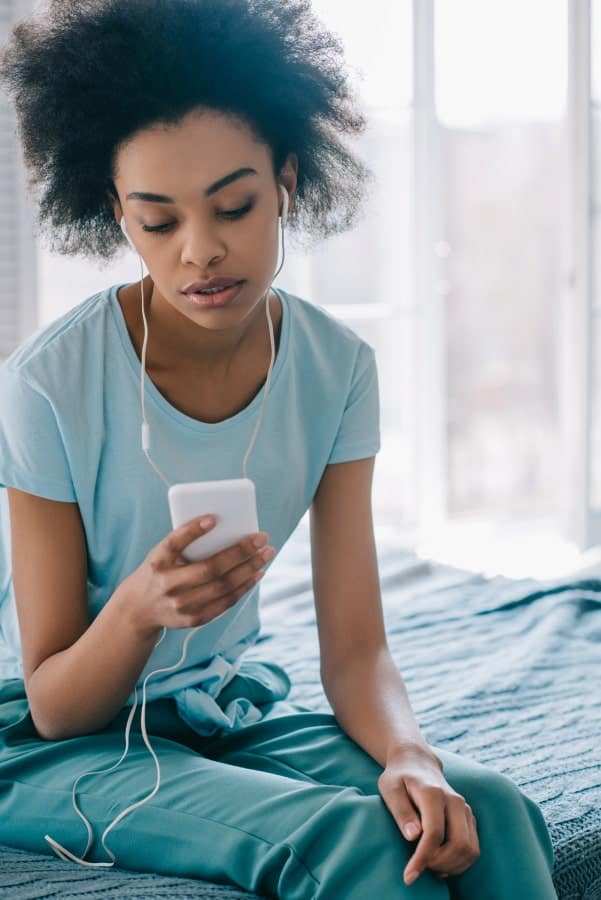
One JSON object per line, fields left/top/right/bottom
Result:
{"left": 377, "top": 774, "right": 422, "bottom": 841}
{"left": 185, "top": 552, "right": 267, "bottom": 607}
{"left": 169, "top": 534, "right": 272, "bottom": 598}
{"left": 403, "top": 789, "right": 446, "bottom": 886}
{"left": 174, "top": 569, "right": 264, "bottom": 628}
{"left": 198, "top": 531, "right": 272, "bottom": 581}
{"left": 200, "top": 570, "right": 264, "bottom": 618}
{"left": 428, "top": 800, "right": 480, "bottom": 877}
{"left": 159, "top": 515, "right": 218, "bottom": 564}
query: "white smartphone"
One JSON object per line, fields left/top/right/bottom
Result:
{"left": 167, "top": 478, "right": 259, "bottom": 564}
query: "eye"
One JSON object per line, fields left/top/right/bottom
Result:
{"left": 141, "top": 201, "right": 254, "bottom": 233}
{"left": 141, "top": 223, "right": 173, "bottom": 233}
{"left": 219, "top": 201, "right": 254, "bottom": 220}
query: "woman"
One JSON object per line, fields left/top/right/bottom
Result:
{"left": 0, "top": 1, "right": 557, "bottom": 897}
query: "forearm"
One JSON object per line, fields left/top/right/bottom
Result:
{"left": 28, "top": 585, "right": 162, "bottom": 741}
{"left": 322, "top": 646, "right": 440, "bottom": 769}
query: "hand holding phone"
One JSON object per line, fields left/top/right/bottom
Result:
{"left": 119, "top": 512, "right": 275, "bottom": 638}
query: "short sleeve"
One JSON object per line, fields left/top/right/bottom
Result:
{"left": 327, "top": 342, "right": 381, "bottom": 465}
{"left": 0, "top": 365, "right": 76, "bottom": 502}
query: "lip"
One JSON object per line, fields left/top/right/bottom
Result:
{"left": 183, "top": 277, "right": 243, "bottom": 293}
{"left": 185, "top": 281, "right": 245, "bottom": 309}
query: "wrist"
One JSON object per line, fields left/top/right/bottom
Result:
{"left": 113, "top": 577, "right": 162, "bottom": 642}
{"left": 386, "top": 740, "right": 444, "bottom": 772}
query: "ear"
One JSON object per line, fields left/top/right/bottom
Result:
{"left": 106, "top": 178, "right": 123, "bottom": 225}
{"left": 279, "top": 153, "right": 298, "bottom": 214}
{"left": 111, "top": 199, "right": 124, "bottom": 227}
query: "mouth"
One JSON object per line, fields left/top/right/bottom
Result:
{"left": 183, "top": 281, "right": 245, "bottom": 309}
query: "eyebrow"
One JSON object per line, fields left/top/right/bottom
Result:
{"left": 126, "top": 167, "right": 258, "bottom": 204}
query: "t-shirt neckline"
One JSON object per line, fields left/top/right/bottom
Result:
{"left": 109, "top": 281, "right": 289, "bottom": 433}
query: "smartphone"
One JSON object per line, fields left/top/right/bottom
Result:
{"left": 167, "top": 478, "right": 259, "bottom": 564}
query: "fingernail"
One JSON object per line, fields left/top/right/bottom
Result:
{"left": 253, "top": 534, "right": 268, "bottom": 548}
{"left": 261, "top": 547, "right": 276, "bottom": 562}
{"left": 404, "top": 823, "right": 419, "bottom": 839}
{"left": 405, "top": 870, "right": 418, "bottom": 885}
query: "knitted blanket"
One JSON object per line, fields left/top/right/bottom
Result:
{"left": 1, "top": 523, "right": 599, "bottom": 899}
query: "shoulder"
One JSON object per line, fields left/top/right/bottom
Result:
{"left": 278, "top": 286, "right": 376, "bottom": 370}
{"left": 1, "top": 283, "right": 116, "bottom": 395}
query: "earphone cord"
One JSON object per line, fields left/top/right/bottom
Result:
{"left": 44, "top": 211, "right": 287, "bottom": 868}
{"left": 140, "top": 222, "right": 286, "bottom": 488}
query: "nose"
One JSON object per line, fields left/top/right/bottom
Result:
{"left": 180, "top": 217, "right": 227, "bottom": 268}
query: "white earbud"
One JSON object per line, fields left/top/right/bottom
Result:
{"left": 279, "top": 184, "right": 289, "bottom": 228}
{"left": 120, "top": 216, "right": 136, "bottom": 251}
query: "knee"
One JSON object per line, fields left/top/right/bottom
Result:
{"left": 447, "top": 760, "right": 551, "bottom": 851}
{"left": 436, "top": 752, "right": 555, "bottom": 886}
{"left": 445, "top": 758, "right": 523, "bottom": 823}
{"left": 478, "top": 767, "right": 522, "bottom": 806}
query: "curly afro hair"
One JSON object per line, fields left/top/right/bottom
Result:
{"left": 0, "top": 0, "right": 373, "bottom": 263}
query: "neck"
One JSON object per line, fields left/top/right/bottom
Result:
{"left": 141, "top": 276, "right": 273, "bottom": 374}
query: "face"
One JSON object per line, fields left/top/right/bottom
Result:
{"left": 110, "top": 108, "right": 297, "bottom": 336}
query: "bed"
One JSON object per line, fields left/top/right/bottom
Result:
{"left": 0, "top": 517, "right": 599, "bottom": 899}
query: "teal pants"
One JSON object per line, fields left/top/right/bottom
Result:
{"left": 0, "top": 666, "right": 557, "bottom": 899}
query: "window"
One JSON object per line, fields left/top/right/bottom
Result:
{"left": 435, "top": 0, "right": 567, "bottom": 520}
{"left": 5, "top": 0, "right": 599, "bottom": 568}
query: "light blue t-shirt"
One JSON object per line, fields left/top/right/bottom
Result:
{"left": 0, "top": 282, "right": 380, "bottom": 735}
